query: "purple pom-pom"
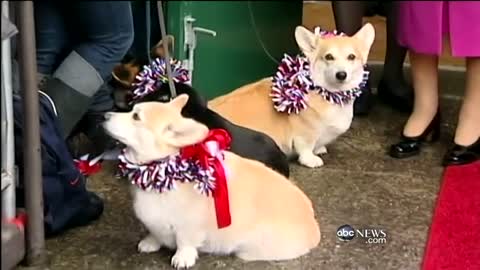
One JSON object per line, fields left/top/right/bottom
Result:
{"left": 270, "top": 27, "right": 369, "bottom": 113}
{"left": 118, "top": 149, "right": 218, "bottom": 196}
{"left": 270, "top": 54, "right": 314, "bottom": 114}
{"left": 131, "top": 57, "right": 190, "bottom": 102}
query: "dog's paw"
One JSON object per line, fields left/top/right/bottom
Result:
{"left": 299, "top": 154, "right": 324, "bottom": 168}
{"left": 171, "top": 247, "right": 198, "bottom": 269}
{"left": 138, "top": 235, "right": 161, "bottom": 253}
{"left": 314, "top": 146, "right": 328, "bottom": 155}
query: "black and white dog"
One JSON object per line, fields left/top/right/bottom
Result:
{"left": 109, "top": 37, "right": 289, "bottom": 177}
{"left": 121, "top": 81, "right": 290, "bottom": 178}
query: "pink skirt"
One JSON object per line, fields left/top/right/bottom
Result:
{"left": 397, "top": 1, "right": 480, "bottom": 57}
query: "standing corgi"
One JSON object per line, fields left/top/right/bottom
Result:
{"left": 209, "top": 23, "right": 375, "bottom": 168}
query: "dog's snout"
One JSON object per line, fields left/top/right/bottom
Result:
{"left": 335, "top": 71, "right": 347, "bottom": 81}
{"left": 104, "top": 112, "right": 113, "bottom": 121}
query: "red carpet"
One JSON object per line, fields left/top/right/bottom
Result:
{"left": 422, "top": 161, "right": 480, "bottom": 270}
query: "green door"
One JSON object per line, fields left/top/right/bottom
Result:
{"left": 166, "top": 1, "right": 303, "bottom": 100}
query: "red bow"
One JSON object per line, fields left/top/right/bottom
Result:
{"left": 181, "top": 129, "right": 232, "bottom": 229}
{"left": 74, "top": 158, "right": 102, "bottom": 176}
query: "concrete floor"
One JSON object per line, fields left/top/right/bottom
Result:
{"left": 29, "top": 97, "right": 461, "bottom": 270}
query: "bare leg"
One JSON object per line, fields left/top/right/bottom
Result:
{"left": 454, "top": 57, "right": 480, "bottom": 145}
{"left": 403, "top": 52, "right": 439, "bottom": 137}
{"left": 388, "top": 51, "right": 439, "bottom": 159}
{"left": 331, "top": 1, "right": 372, "bottom": 116}
{"left": 377, "top": 1, "right": 414, "bottom": 113}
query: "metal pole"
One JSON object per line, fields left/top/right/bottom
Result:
{"left": 15, "top": 1, "right": 47, "bottom": 266}
{"left": 157, "top": 1, "right": 177, "bottom": 98}
{"left": 2, "top": 0, "right": 16, "bottom": 220}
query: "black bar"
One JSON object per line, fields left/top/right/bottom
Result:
{"left": 15, "top": 1, "right": 47, "bottom": 266}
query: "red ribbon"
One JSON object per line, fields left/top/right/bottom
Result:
{"left": 6, "top": 212, "right": 27, "bottom": 230}
{"left": 180, "top": 129, "right": 232, "bottom": 229}
{"left": 74, "top": 159, "right": 102, "bottom": 176}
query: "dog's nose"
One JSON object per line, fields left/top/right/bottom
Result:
{"left": 335, "top": 71, "right": 347, "bottom": 81}
{"left": 103, "top": 112, "right": 113, "bottom": 121}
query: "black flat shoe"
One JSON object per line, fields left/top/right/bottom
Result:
{"left": 377, "top": 78, "right": 414, "bottom": 113}
{"left": 442, "top": 138, "right": 480, "bottom": 166}
{"left": 389, "top": 113, "right": 441, "bottom": 159}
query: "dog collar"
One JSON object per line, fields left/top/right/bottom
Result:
{"left": 270, "top": 28, "right": 369, "bottom": 114}
{"left": 118, "top": 128, "right": 233, "bottom": 228}
{"left": 131, "top": 57, "right": 190, "bottom": 103}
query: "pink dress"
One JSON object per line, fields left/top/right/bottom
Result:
{"left": 397, "top": 1, "right": 480, "bottom": 57}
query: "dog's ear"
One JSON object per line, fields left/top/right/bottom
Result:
{"left": 169, "top": 93, "right": 189, "bottom": 111}
{"left": 151, "top": 35, "right": 175, "bottom": 59}
{"left": 162, "top": 118, "right": 209, "bottom": 147}
{"left": 112, "top": 62, "right": 140, "bottom": 87}
{"left": 352, "top": 23, "right": 375, "bottom": 63}
{"left": 295, "top": 26, "right": 317, "bottom": 56}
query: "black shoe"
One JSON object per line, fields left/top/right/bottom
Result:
{"left": 46, "top": 191, "right": 104, "bottom": 237}
{"left": 442, "top": 138, "right": 480, "bottom": 166}
{"left": 67, "top": 82, "right": 118, "bottom": 157}
{"left": 67, "top": 191, "right": 104, "bottom": 228}
{"left": 71, "top": 111, "right": 117, "bottom": 156}
{"left": 354, "top": 80, "right": 373, "bottom": 116}
{"left": 377, "top": 78, "right": 414, "bottom": 113}
{"left": 389, "top": 113, "right": 441, "bottom": 159}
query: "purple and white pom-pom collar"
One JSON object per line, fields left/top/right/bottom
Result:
{"left": 270, "top": 28, "right": 369, "bottom": 114}
{"left": 131, "top": 57, "right": 190, "bottom": 102}
{"left": 117, "top": 150, "right": 217, "bottom": 196}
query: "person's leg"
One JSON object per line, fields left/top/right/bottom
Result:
{"left": 377, "top": 1, "right": 414, "bottom": 113}
{"left": 34, "top": 2, "right": 72, "bottom": 81}
{"left": 443, "top": 57, "right": 480, "bottom": 165}
{"left": 402, "top": 52, "right": 439, "bottom": 136}
{"left": 128, "top": 1, "right": 147, "bottom": 59}
{"left": 67, "top": 82, "right": 118, "bottom": 157}
{"left": 331, "top": 1, "right": 372, "bottom": 116}
{"left": 72, "top": 2, "right": 134, "bottom": 80}
{"left": 389, "top": 51, "right": 440, "bottom": 158}
{"left": 67, "top": 2, "right": 135, "bottom": 155}
{"left": 331, "top": 1, "right": 366, "bottom": 35}
{"left": 40, "top": 2, "right": 134, "bottom": 138}
{"left": 128, "top": 1, "right": 162, "bottom": 61}
{"left": 453, "top": 57, "right": 480, "bottom": 145}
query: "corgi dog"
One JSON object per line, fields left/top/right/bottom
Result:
{"left": 102, "top": 95, "right": 320, "bottom": 269}
{"left": 208, "top": 23, "right": 375, "bottom": 168}
{"left": 109, "top": 36, "right": 290, "bottom": 178}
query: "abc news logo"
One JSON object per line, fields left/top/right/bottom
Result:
{"left": 336, "top": 224, "right": 387, "bottom": 244}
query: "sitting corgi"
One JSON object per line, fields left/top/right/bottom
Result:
{"left": 102, "top": 95, "right": 320, "bottom": 269}
{"left": 209, "top": 23, "right": 375, "bottom": 168}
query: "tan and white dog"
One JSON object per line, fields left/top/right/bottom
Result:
{"left": 103, "top": 95, "right": 320, "bottom": 269}
{"left": 209, "top": 23, "right": 375, "bottom": 168}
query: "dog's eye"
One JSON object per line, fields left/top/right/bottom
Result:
{"left": 325, "top": 53, "right": 335, "bottom": 61}
{"left": 347, "top": 54, "right": 356, "bottom": 61}
{"left": 132, "top": 112, "right": 140, "bottom": 121}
